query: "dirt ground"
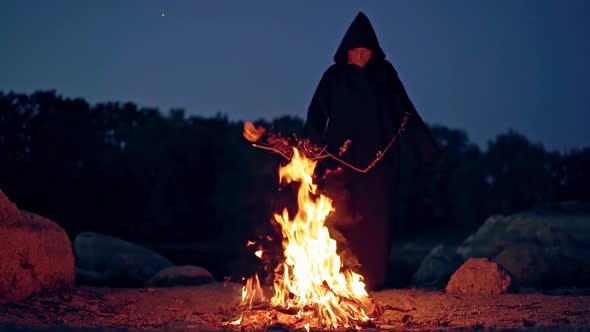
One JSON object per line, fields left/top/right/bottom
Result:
{"left": 0, "top": 283, "right": 589, "bottom": 331}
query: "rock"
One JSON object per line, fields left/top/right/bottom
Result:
{"left": 73, "top": 232, "right": 173, "bottom": 287}
{"left": 445, "top": 258, "right": 511, "bottom": 295}
{"left": 458, "top": 213, "right": 590, "bottom": 260}
{"left": 411, "top": 245, "right": 463, "bottom": 289}
{"left": 0, "top": 191, "right": 75, "bottom": 303}
{"left": 535, "top": 225, "right": 577, "bottom": 247}
{"left": 535, "top": 223, "right": 590, "bottom": 288}
{"left": 456, "top": 211, "right": 590, "bottom": 289}
{"left": 75, "top": 267, "right": 107, "bottom": 286}
{"left": 0, "top": 190, "right": 20, "bottom": 225}
{"left": 145, "top": 265, "right": 215, "bottom": 287}
{"left": 387, "top": 240, "right": 438, "bottom": 288}
{"left": 456, "top": 215, "right": 518, "bottom": 259}
{"left": 494, "top": 243, "right": 548, "bottom": 288}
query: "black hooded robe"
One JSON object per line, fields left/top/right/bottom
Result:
{"left": 305, "top": 12, "right": 440, "bottom": 290}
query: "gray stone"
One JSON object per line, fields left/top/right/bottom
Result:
{"left": 411, "top": 245, "right": 463, "bottom": 289}
{"left": 73, "top": 232, "right": 173, "bottom": 287}
{"left": 75, "top": 267, "right": 107, "bottom": 286}
{"left": 146, "top": 265, "right": 215, "bottom": 287}
{"left": 494, "top": 243, "right": 547, "bottom": 288}
{"left": 456, "top": 211, "right": 590, "bottom": 289}
{"left": 456, "top": 215, "right": 514, "bottom": 259}
{"left": 459, "top": 213, "right": 590, "bottom": 259}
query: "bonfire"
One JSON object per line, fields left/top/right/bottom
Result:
{"left": 228, "top": 117, "right": 409, "bottom": 331}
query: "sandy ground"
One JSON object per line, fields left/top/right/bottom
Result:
{"left": 0, "top": 283, "right": 589, "bottom": 331}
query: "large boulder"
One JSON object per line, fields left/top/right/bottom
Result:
{"left": 495, "top": 243, "right": 590, "bottom": 290}
{"left": 494, "top": 243, "right": 547, "bottom": 288}
{"left": 456, "top": 215, "right": 520, "bottom": 259}
{"left": 387, "top": 238, "right": 445, "bottom": 288}
{"left": 459, "top": 212, "right": 590, "bottom": 257}
{"left": 457, "top": 211, "right": 590, "bottom": 289}
{"left": 75, "top": 267, "right": 107, "bottom": 286}
{"left": 74, "top": 232, "right": 173, "bottom": 287}
{"left": 445, "top": 258, "right": 512, "bottom": 295}
{"left": 0, "top": 191, "right": 74, "bottom": 303}
{"left": 145, "top": 265, "right": 215, "bottom": 287}
{"left": 411, "top": 245, "right": 464, "bottom": 289}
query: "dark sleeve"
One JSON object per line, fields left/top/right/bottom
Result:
{"left": 304, "top": 69, "right": 331, "bottom": 145}
{"left": 388, "top": 64, "right": 441, "bottom": 169}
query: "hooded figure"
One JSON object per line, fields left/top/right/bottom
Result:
{"left": 305, "top": 12, "right": 439, "bottom": 290}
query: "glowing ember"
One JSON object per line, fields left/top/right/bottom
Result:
{"left": 254, "top": 250, "right": 263, "bottom": 258}
{"left": 241, "top": 147, "right": 371, "bottom": 329}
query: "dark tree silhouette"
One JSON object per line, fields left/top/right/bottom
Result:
{"left": 0, "top": 90, "right": 588, "bottom": 281}
{"left": 485, "top": 130, "right": 552, "bottom": 213}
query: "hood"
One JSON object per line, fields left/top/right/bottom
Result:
{"left": 334, "top": 12, "right": 386, "bottom": 64}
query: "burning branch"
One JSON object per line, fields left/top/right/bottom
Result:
{"left": 243, "top": 112, "right": 411, "bottom": 173}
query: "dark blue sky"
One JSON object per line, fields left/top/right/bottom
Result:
{"left": 1, "top": 1, "right": 588, "bottom": 151}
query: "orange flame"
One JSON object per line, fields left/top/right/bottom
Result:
{"left": 240, "top": 274, "right": 266, "bottom": 309}
{"left": 254, "top": 250, "right": 263, "bottom": 258}
{"left": 242, "top": 121, "right": 265, "bottom": 142}
{"left": 242, "top": 148, "right": 370, "bottom": 329}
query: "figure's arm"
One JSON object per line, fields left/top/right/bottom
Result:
{"left": 388, "top": 64, "right": 441, "bottom": 169}
{"left": 304, "top": 70, "right": 331, "bottom": 145}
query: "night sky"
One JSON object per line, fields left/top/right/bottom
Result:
{"left": 1, "top": 1, "right": 588, "bottom": 151}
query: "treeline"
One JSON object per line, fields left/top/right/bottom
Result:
{"left": 0, "top": 90, "right": 588, "bottom": 248}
